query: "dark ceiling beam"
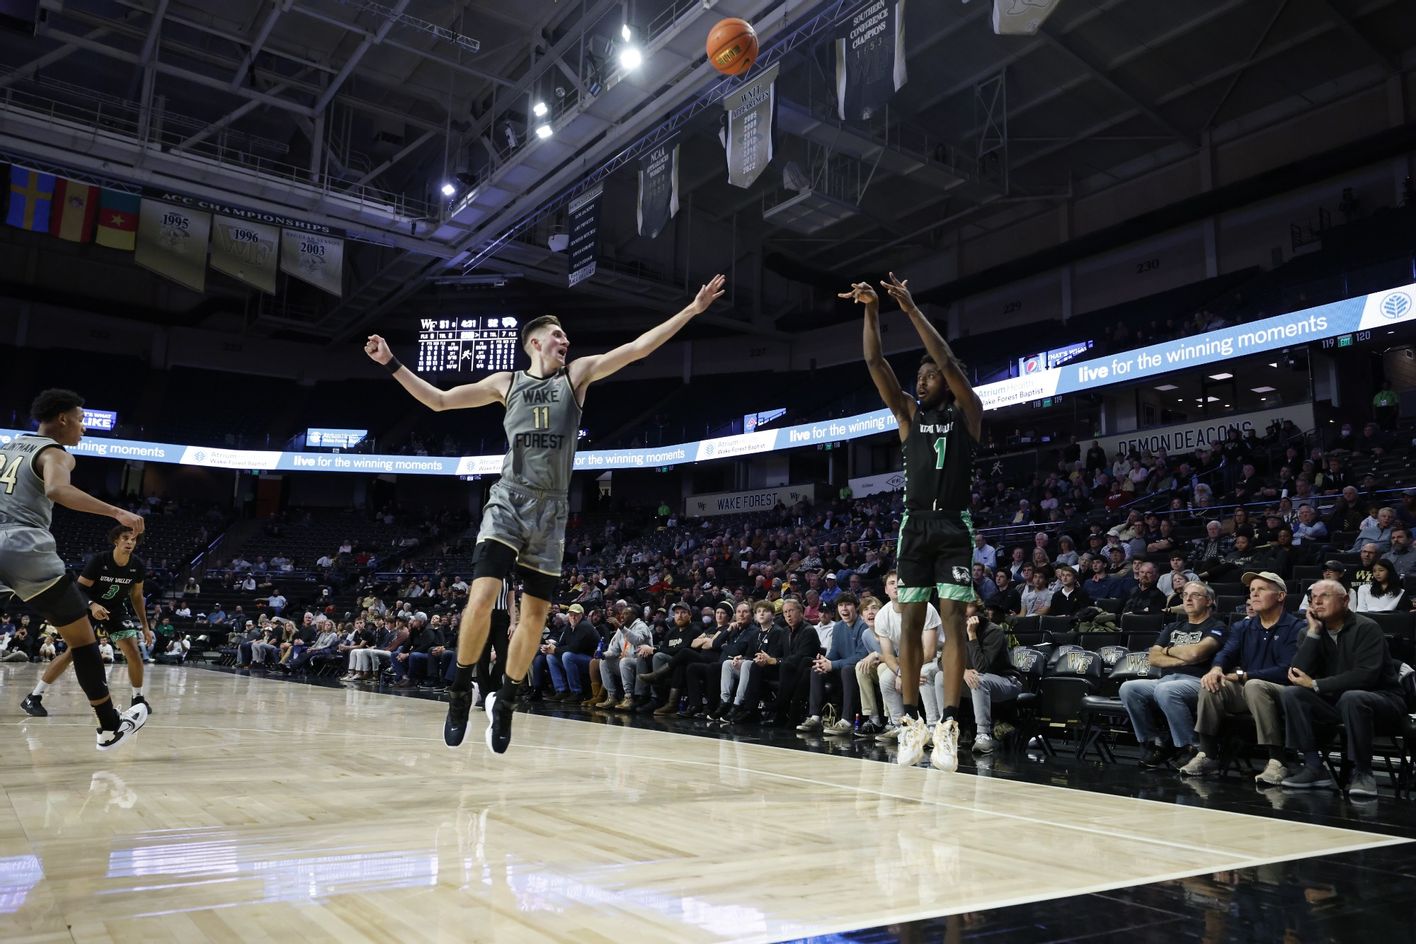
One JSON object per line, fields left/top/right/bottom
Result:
{"left": 1315, "top": 0, "right": 1400, "bottom": 75}
{"left": 1203, "top": 0, "right": 1290, "bottom": 130}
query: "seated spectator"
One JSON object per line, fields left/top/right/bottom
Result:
{"left": 1351, "top": 543, "right": 1379, "bottom": 587}
{"left": 1119, "top": 581, "right": 1226, "bottom": 768}
{"left": 971, "top": 564, "right": 998, "bottom": 604}
{"left": 1353, "top": 559, "right": 1404, "bottom": 611}
{"left": 636, "top": 602, "right": 698, "bottom": 714}
{"left": 1197, "top": 532, "right": 1260, "bottom": 584}
{"left": 1279, "top": 580, "right": 1407, "bottom": 797}
{"left": 1387, "top": 527, "right": 1416, "bottom": 577}
{"left": 541, "top": 604, "right": 598, "bottom": 702}
{"left": 798, "top": 593, "right": 872, "bottom": 735}
{"left": 959, "top": 601, "right": 1019, "bottom": 754}
{"left": 682, "top": 602, "right": 748, "bottom": 716}
{"left": 1349, "top": 506, "right": 1396, "bottom": 553}
{"left": 99, "top": 638, "right": 115, "bottom": 663}
{"left": 1291, "top": 504, "right": 1328, "bottom": 547}
{"left": 1157, "top": 553, "right": 1197, "bottom": 597}
{"left": 1018, "top": 569, "right": 1053, "bottom": 616}
{"left": 760, "top": 598, "right": 824, "bottom": 724}
{"left": 992, "top": 569, "right": 1021, "bottom": 614}
{"left": 718, "top": 600, "right": 783, "bottom": 723}
{"left": 1046, "top": 565, "right": 1090, "bottom": 617}
{"left": 1053, "top": 535, "right": 1079, "bottom": 567}
{"left": 597, "top": 603, "right": 653, "bottom": 710}
{"left": 1122, "top": 562, "right": 1167, "bottom": 615}
{"left": 1181, "top": 571, "right": 1302, "bottom": 781}
{"left": 972, "top": 534, "right": 997, "bottom": 572}
{"left": 871, "top": 575, "right": 942, "bottom": 730}
{"left": 1, "top": 621, "right": 36, "bottom": 662}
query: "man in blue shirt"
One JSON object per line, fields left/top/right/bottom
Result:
{"left": 1119, "top": 581, "right": 1226, "bottom": 769}
{"left": 1179, "top": 571, "right": 1303, "bottom": 782}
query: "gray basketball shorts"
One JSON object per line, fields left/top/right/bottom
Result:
{"left": 475, "top": 481, "right": 569, "bottom": 576}
{"left": 0, "top": 524, "right": 68, "bottom": 600}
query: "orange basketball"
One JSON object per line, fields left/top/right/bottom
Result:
{"left": 707, "top": 18, "right": 758, "bottom": 76}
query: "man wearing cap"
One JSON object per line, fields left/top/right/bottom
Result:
{"left": 1279, "top": 579, "right": 1407, "bottom": 797}
{"left": 541, "top": 604, "right": 598, "bottom": 701}
{"left": 820, "top": 573, "right": 842, "bottom": 606}
{"left": 634, "top": 601, "right": 696, "bottom": 714}
{"left": 681, "top": 601, "right": 741, "bottom": 716}
{"left": 1180, "top": 571, "right": 1303, "bottom": 781}
{"left": 1299, "top": 561, "right": 1347, "bottom": 611}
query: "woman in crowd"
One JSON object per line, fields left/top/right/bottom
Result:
{"left": 1354, "top": 558, "right": 1404, "bottom": 611}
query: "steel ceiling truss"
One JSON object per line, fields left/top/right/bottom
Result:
{"left": 460, "top": 0, "right": 877, "bottom": 274}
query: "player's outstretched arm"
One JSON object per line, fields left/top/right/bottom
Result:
{"left": 36, "top": 450, "right": 144, "bottom": 533}
{"left": 840, "top": 281, "right": 912, "bottom": 436}
{"left": 570, "top": 275, "right": 726, "bottom": 390}
{"left": 880, "top": 272, "right": 982, "bottom": 440}
{"left": 364, "top": 334, "right": 510, "bottom": 411}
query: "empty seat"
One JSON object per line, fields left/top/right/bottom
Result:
{"left": 1120, "top": 613, "right": 1163, "bottom": 637}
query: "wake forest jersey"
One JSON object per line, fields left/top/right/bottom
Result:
{"left": 902, "top": 403, "right": 975, "bottom": 513}
{"left": 0, "top": 434, "right": 63, "bottom": 530}
{"left": 500, "top": 369, "right": 583, "bottom": 493}
{"left": 80, "top": 550, "right": 146, "bottom": 624}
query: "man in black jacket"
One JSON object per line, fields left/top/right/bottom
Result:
{"left": 962, "top": 602, "right": 1019, "bottom": 755}
{"left": 543, "top": 604, "right": 599, "bottom": 701}
{"left": 1279, "top": 579, "right": 1407, "bottom": 797}
{"left": 636, "top": 602, "right": 696, "bottom": 714}
{"left": 758, "top": 598, "right": 822, "bottom": 726}
{"left": 1122, "top": 562, "right": 1168, "bottom": 615}
{"left": 728, "top": 601, "right": 785, "bottom": 724}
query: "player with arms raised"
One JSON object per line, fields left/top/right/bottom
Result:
{"left": 0, "top": 389, "right": 149, "bottom": 749}
{"left": 841, "top": 274, "right": 982, "bottom": 771}
{"left": 365, "top": 274, "right": 726, "bottom": 754}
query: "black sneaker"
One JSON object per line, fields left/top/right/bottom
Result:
{"left": 131, "top": 695, "right": 152, "bottom": 715}
{"left": 444, "top": 690, "right": 472, "bottom": 749}
{"left": 20, "top": 694, "right": 47, "bottom": 717}
{"left": 856, "top": 720, "right": 883, "bottom": 738}
{"left": 486, "top": 686, "right": 520, "bottom": 754}
{"left": 1140, "top": 744, "right": 1176, "bottom": 769}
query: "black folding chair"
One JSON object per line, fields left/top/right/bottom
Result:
{"left": 1079, "top": 651, "right": 1161, "bottom": 762}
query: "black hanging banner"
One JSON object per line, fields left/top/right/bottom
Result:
{"left": 637, "top": 136, "right": 679, "bottom": 240}
{"left": 567, "top": 184, "right": 603, "bottom": 287}
{"left": 724, "top": 63, "right": 779, "bottom": 189}
{"left": 835, "top": 0, "right": 907, "bottom": 122}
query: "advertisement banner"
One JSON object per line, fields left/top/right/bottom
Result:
{"left": 637, "top": 136, "right": 679, "bottom": 240}
{"left": 835, "top": 0, "right": 906, "bottom": 121}
{"left": 1094, "top": 403, "right": 1316, "bottom": 459}
{"left": 134, "top": 199, "right": 211, "bottom": 292}
{"left": 724, "top": 63, "right": 778, "bottom": 189}
{"left": 849, "top": 471, "right": 905, "bottom": 497}
{"left": 685, "top": 484, "right": 816, "bottom": 518}
{"left": 280, "top": 230, "right": 344, "bottom": 296}
{"left": 210, "top": 215, "right": 279, "bottom": 294}
{"left": 567, "top": 185, "right": 602, "bottom": 287}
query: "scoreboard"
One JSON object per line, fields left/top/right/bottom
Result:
{"left": 416, "top": 316, "right": 520, "bottom": 374}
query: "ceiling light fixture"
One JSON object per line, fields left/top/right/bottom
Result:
{"left": 1250, "top": 386, "right": 1277, "bottom": 393}
{"left": 1154, "top": 384, "right": 1178, "bottom": 391}
{"left": 440, "top": 181, "right": 456, "bottom": 197}
{"left": 535, "top": 123, "right": 553, "bottom": 140}
{"left": 1208, "top": 372, "right": 1233, "bottom": 380}
{"left": 619, "top": 44, "right": 642, "bottom": 71}
{"left": 532, "top": 101, "right": 548, "bottom": 118}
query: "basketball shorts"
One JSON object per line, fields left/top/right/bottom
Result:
{"left": 0, "top": 524, "right": 67, "bottom": 601}
{"left": 107, "top": 621, "right": 143, "bottom": 642}
{"left": 896, "top": 510, "right": 976, "bottom": 604}
{"left": 476, "top": 480, "right": 568, "bottom": 577}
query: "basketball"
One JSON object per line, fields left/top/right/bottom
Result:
{"left": 707, "top": 18, "right": 758, "bottom": 75}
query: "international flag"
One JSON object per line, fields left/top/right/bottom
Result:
{"left": 5, "top": 166, "right": 54, "bottom": 232}
{"left": 49, "top": 177, "right": 98, "bottom": 242}
{"left": 95, "top": 189, "right": 140, "bottom": 251}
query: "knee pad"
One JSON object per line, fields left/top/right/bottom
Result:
{"left": 27, "top": 576, "right": 90, "bottom": 627}
{"left": 69, "top": 642, "right": 113, "bottom": 702}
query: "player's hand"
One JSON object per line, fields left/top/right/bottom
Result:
{"left": 89, "top": 603, "right": 110, "bottom": 621}
{"left": 688, "top": 274, "right": 726, "bottom": 315}
{"left": 837, "top": 282, "right": 879, "bottom": 308}
{"left": 115, "top": 509, "right": 145, "bottom": 535}
{"left": 880, "top": 271, "right": 918, "bottom": 312}
{"left": 363, "top": 334, "right": 393, "bottom": 365}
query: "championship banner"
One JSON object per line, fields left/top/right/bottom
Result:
{"left": 144, "top": 188, "right": 341, "bottom": 236}
{"left": 835, "top": 0, "right": 907, "bottom": 121}
{"left": 210, "top": 215, "right": 279, "bottom": 294}
{"left": 280, "top": 230, "right": 344, "bottom": 296}
{"left": 567, "top": 185, "right": 602, "bottom": 287}
{"left": 724, "top": 63, "right": 779, "bottom": 189}
{"left": 636, "top": 136, "right": 679, "bottom": 240}
{"left": 134, "top": 199, "right": 211, "bottom": 292}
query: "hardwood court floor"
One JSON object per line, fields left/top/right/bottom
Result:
{"left": 0, "top": 666, "right": 1408, "bottom": 944}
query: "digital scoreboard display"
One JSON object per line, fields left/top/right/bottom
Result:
{"left": 82, "top": 408, "right": 117, "bottom": 431}
{"left": 306, "top": 428, "right": 368, "bottom": 449}
{"left": 416, "top": 316, "right": 520, "bottom": 374}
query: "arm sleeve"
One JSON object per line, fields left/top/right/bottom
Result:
{"left": 1315, "top": 625, "right": 1388, "bottom": 693}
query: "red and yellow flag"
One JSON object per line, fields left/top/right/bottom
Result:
{"left": 49, "top": 178, "right": 98, "bottom": 242}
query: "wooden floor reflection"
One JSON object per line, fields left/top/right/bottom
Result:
{"left": 0, "top": 666, "right": 1406, "bottom": 943}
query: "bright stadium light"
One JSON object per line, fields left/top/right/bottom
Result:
{"left": 532, "top": 100, "right": 548, "bottom": 118}
{"left": 621, "top": 23, "right": 632, "bottom": 41}
{"left": 440, "top": 181, "right": 456, "bottom": 197}
{"left": 619, "top": 44, "right": 642, "bottom": 71}
{"left": 535, "top": 123, "right": 553, "bottom": 140}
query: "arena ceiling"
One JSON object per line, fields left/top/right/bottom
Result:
{"left": 1, "top": 0, "right": 1414, "bottom": 348}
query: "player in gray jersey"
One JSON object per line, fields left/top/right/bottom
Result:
{"left": 365, "top": 273, "right": 725, "bottom": 754}
{"left": 0, "top": 389, "right": 149, "bottom": 750}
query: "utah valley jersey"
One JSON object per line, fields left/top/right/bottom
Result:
{"left": 500, "top": 369, "right": 582, "bottom": 493}
{"left": 901, "top": 403, "right": 974, "bottom": 513}
{"left": 0, "top": 434, "right": 63, "bottom": 530}
{"left": 81, "top": 550, "right": 146, "bottom": 625}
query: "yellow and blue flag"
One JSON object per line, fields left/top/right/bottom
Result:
{"left": 6, "top": 166, "right": 55, "bottom": 232}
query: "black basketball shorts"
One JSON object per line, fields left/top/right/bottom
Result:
{"left": 895, "top": 510, "right": 976, "bottom": 604}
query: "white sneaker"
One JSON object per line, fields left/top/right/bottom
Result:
{"left": 896, "top": 717, "right": 929, "bottom": 767}
{"left": 796, "top": 716, "right": 823, "bottom": 733}
{"left": 1255, "top": 758, "right": 1288, "bottom": 786}
{"left": 878, "top": 723, "right": 901, "bottom": 743}
{"left": 931, "top": 719, "right": 960, "bottom": 772}
{"left": 972, "top": 734, "right": 994, "bottom": 755}
{"left": 823, "top": 719, "right": 854, "bottom": 736}
{"left": 96, "top": 702, "right": 149, "bottom": 752}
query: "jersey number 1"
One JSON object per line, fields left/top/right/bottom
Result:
{"left": 0, "top": 455, "right": 21, "bottom": 495}
{"left": 933, "top": 437, "right": 947, "bottom": 469}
